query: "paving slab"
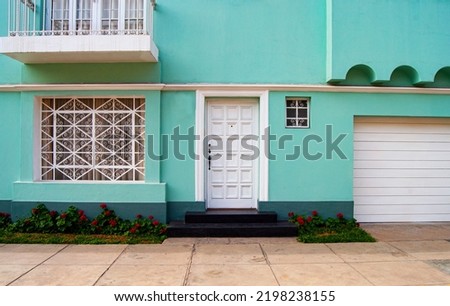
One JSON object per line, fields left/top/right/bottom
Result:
{"left": 388, "top": 240, "right": 450, "bottom": 260}
{"left": 187, "top": 264, "right": 278, "bottom": 286}
{"left": 0, "top": 244, "right": 66, "bottom": 265}
{"left": 350, "top": 261, "right": 450, "bottom": 286}
{"left": 427, "top": 260, "right": 450, "bottom": 275}
{"left": 327, "top": 242, "right": 414, "bottom": 262}
{"left": 192, "top": 243, "right": 266, "bottom": 265}
{"left": 271, "top": 263, "right": 372, "bottom": 286}
{"left": 262, "top": 244, "right": 343, "bottom": 264}
{"left": 0, "top": 265, "right": 36, "bottom": 286}
{"left": 115, "top": 245, "right": 193, "bottom": 266}
{"left": 229, "top": 237, "right": 298, "bottom": 245}
{"left": 96, "top": 264, "right": 188, "bottom": 286}
{"left": 362, "top": 223, "right": 450, "bottom": 241}
{"left": 44, "top": 244, "right": 126, "bottom": 265}
{"left": 10, "top": 265, "right": 109, "bottom": 286}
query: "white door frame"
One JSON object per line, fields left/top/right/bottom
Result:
{"left": 195, "top": 90, "right": 269, "bottom": 205}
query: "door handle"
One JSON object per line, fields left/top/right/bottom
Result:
{"left": 208, "top": 144, "right": 211, "bottom": 170}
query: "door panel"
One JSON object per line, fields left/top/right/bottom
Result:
{"left": 206, "top": 99, "right": 258, "bottom": 209}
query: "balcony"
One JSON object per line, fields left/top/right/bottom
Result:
{"left": 0, "top": 0, "right": 158, "bottom": 63}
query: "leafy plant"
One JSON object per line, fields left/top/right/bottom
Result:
{"left": 288, "top": 211, "right": 375, "bottom": 243}
{"left": 0, "top": 212, "right": 12, "bottom": 229}
{"left": 1, "top": 203, "right": 167, "bottom": 243}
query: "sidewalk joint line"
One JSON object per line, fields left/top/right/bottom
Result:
{"left": 93, "top": 245, "right": 128, "bottom": 286}
{"left": 182, "top": 243, "right": 196, "bottom": 286}
{"left": 6, "top": 244, "right": 70, "bottom": 286}
{"left": 259, "top": 243, "right": 280, "bottom": 286}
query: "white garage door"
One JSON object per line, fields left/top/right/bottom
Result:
{"left": 354, "top": 117, "right": 450, "bottom": 222}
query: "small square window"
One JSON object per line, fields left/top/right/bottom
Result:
{"left": 286, "top": 97, "right": 310, "bottom": 128}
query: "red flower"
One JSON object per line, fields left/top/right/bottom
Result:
{"left": 79, "top": 215, "right": 88, "bottom": 222}
{"left": 91, "top": 220, "right": 98, "bottom": 226}
{"left": 288, "top": 212, "right": 294, "bottom": 218}
{"left": 135, "top": 223, "right": 141, "bottom": 229}
{"left": 109, "top": 219, "right": 117, "bottom": 227}
{"left": 100, "top": 203, "right": 107, "bottom": 209}
{"left": 296, "top": 216, "right": 303, "bottom": 223}
{"left": 60, "top": 213, "right": 67, "bottom": 219}
{"left": 49, "top": 211, "right": 58, "bottom": 218}
{"left": 136, "top": 214, "right": 143, "bottom": 219}
{"left": 152, "top": 220, "right": 159, "bottom": 226}
{"left": 104, "top": 210, "right": 112, "bottom": 217}
{"left": 298, "top": 218, "right": 305, "bottom": 226}
{"left": 148, "top": 215, "right": 154, "bottom": 220}
{"left": 129, "top": 227, "right": 137, "bottom": 234}
{"left": 312, "top": 210, "right": 318, "bottom": 217}
{"left": 337, "top": 213, "right": 344, "bottom": 219}
{"left": 78, "top": 210, "right": 84, "bottom": 216}
{"left": 307, "top": 216, "right": 313, "bottom": 223}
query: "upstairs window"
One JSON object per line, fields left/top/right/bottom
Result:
{"left": 40, "top": 97, "right": 146, "bottom": 181}
{"left": 49, "top": 0, "right": 146, "bottom": 35}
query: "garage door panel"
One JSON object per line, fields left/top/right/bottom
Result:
{"left": 354, "top": 141, "right": 450, "bottom": 151}
{"left": 355, "top": 213, "right": 450, "bottom": 223}
{"left": 354, "top": 123, "right": 450, "bottom": 134}
{"left": 355, "top": 177, "right": 450, "bottom": 188}
{"left": 354, "top": 195, "right": 450, "bottom": 205}
{"left": 354, "top": 150, "right": 450, "bottom": 161}
{"left": 354, "top": 187, "right": 450, "bottom": 196}
{"left": 355, "top": 204, "right": 450, "bottom": 215}
{"left": 354, "top": 160, "right": 450, "bottom": 169}
{"left": 354, "top": 117, "right": 450, "bottom": 222}
{"left": 354, "top": 132, "right": 450, "bottom": 142}
{"left": 354, "top": 168, "right": 450, "bottom": 178}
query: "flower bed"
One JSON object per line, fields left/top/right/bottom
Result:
{"left": 0, "top": 203, "right": 166, "bottom": 243}
{"left": 288, "top": 211, "right": 375, "bottom": 243}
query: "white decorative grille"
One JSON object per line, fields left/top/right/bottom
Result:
{"left": 40, "top": 97, "right": 145, "bottom": 181}
{"left": 286, "top": 97, "right": 310, "bottom": 128}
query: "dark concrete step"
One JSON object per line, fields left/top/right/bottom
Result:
{"left": 185, "top": 210, "right": 278, "bottom": 224}
{"left": 167, "top": 221, "right": 298, "bottom": 237}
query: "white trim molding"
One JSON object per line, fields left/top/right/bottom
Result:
{"left": 195, "top": 90, "right": 269, "bottom": 203}
{"left": 1, "top": 83, "right": 450, "bottom": 95}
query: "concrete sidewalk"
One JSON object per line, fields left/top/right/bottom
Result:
{"left": 0, "top": 223, "right": 449, "bottom": 286}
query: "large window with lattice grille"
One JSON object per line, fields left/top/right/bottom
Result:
{"left": 40, "top": 97, "right": 145, "bottom": 181}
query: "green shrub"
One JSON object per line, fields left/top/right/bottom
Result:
{"left": 2, "top": 203, "right": 167, "bottom": 242}
{"left": 288, "top": 210, "right": 375, "bottom": 243}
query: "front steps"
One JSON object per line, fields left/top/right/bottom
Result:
{"left": 167, "top": 210, "right": 298, "bottom": 237}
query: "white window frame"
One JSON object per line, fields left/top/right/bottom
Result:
{"left": 37, "top": 97, "right": 146, "bottom": 182}
{"left": 285, "top": 97, "right": 311, "bottom": 128}
{"left": 48, "top": 0, "right": 147, "bottom": 35}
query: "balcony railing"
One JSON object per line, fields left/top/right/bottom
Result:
{"left": 2, "top": 0, "right": 158, "bottom": 63}
{"left": 8, "top": 0, "right": 153, "bottom": 37}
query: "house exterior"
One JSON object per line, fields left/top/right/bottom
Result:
{"left": 0, "top": 0, "right": 449, "bottom": 224}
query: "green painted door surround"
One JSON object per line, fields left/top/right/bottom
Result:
{"left": 0, "top": 1, "right": 449, "bottom": 222}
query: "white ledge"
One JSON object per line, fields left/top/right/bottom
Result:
{"left": 1, "top": 83, "right": 450, "bottom": 95}
{"left": 0, "top": 35, "right": 158, "bottom": 63}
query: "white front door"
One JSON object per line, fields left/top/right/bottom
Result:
{"left": 206, "top": 99, "right": 259, "bottom": 209}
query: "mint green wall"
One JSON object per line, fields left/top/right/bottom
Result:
{"left": 22, "top": 63, "right": 160, "bottom": 84}
{"left": 268, "top": 91, "right": 450, "bottom": 202}
{"left": 268, "top": 92, "right": 353, "bottom": 201}
{"left": 160, "top": 91, "right": 196, "bottom": 201}
{"left": 327, "top": 0, "right": 450, "bottom": 83}
{"left": 155, "top": 0, "right": 326, "bottom": 84}
{"left": 0, "top": 93, "right": 21, "bottom": 199}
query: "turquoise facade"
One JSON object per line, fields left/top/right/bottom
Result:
{"left": 0, "top": 0, "right": 449, "bottom": 222}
